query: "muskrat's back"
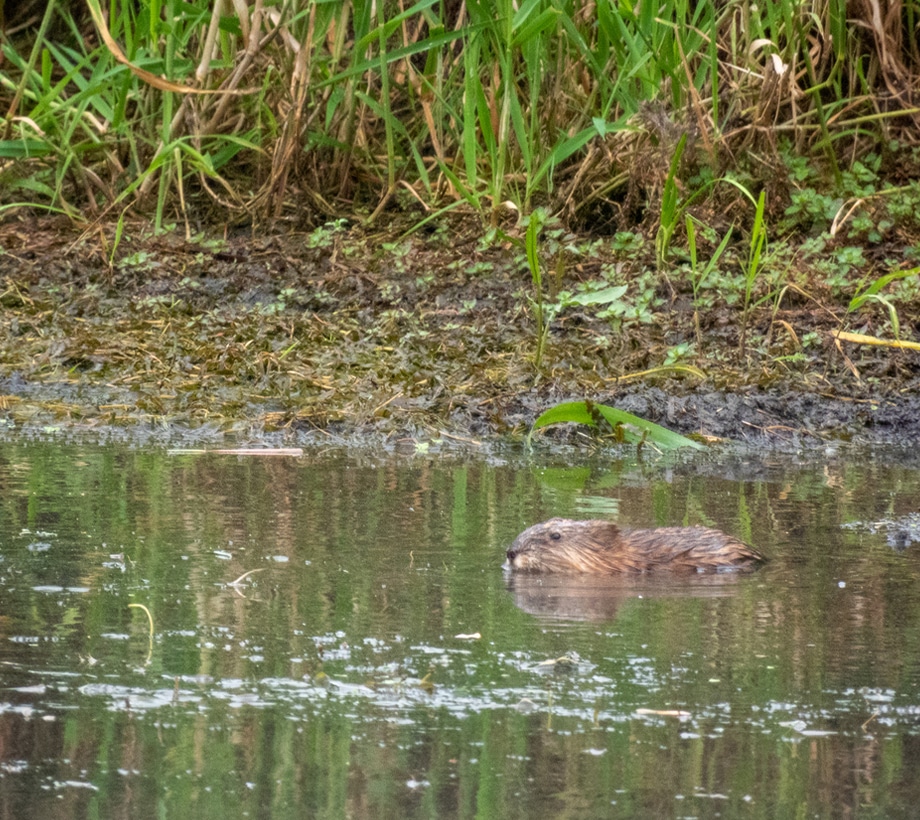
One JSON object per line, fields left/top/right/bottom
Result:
{"left": 506, "top": 518, "right": 764, "bottom": 573}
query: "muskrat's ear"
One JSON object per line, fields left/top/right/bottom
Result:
{"left": 597, "top": 521, "right": 621, "bottom": 545}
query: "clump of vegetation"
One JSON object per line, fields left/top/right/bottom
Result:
{"left": 2, "top": 0, "right": 920, "bottom": 238}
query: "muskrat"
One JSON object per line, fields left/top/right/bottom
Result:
{"left": 506, "top": 518, "right": 764, "bottom": 574}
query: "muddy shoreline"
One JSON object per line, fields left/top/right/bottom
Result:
{"left": 2, "top": 219, "right": 919, "bottom": 449}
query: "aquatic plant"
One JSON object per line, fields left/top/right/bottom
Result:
{"left": 528, "top": 399, "right": 705, "bottom": 450}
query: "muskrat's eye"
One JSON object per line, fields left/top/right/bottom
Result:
{"left": 550, "top": 531, "right": 561, "bottom": 541}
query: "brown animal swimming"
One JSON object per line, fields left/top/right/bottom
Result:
{"left": 506, "top": 518, "right": 764, "bottom": 574}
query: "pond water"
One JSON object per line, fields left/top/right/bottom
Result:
{"left": 1, "top": 439, "right": 920, "bottom": 819}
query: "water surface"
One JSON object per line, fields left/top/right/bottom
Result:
{"left": 1, "top": 440, "right": 920, "bottom": 818}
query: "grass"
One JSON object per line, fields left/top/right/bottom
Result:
{"left": 2, "top": 0, "right": 919, "bottom": 232}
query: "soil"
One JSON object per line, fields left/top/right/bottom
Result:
{"left": 1, "top": 216, "right": 919, "bottom": 449}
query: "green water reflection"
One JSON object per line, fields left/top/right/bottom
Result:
{"left": 1, "top": 441, "right": 920, "bottom": 818}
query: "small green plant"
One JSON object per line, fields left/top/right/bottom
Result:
{"left": 611, "top": 231, "right": 644, "bottom": 255}
{"left": 686, "top": 217, "right": 733, "bottom": 301}
{"left": 563, "top": 285, "right": 629, "bottom": 310}
{"left": 663, "top": 342, "right": 694, "bottom": 366}
{"left": 259, "top": 287, "right": 298, "bottom": 316}
{"left": 528, "top": 399, "right": 705, "bottom": 450}
{"left": 847, "top": 266, "right": 920, "bottom": 339}
{"left": 685, "top": 214, "right": 733, "bottom": 346}
{"left": 739, "top": 190, "right": 768, "bottom": 353}
{"left": 307, "top": 220, "right": 349, "bottom": 249}
{"left": 524, "top": 208, "right": 551, "bottom": 370}
{"left": 522, "top": 209, "right": 632, "bottom": 369}
{"left": 655, "top": 133, "right": 688, "bottom": 271}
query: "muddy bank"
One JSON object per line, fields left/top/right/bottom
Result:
{"left": 598, "top": 387, "right": 920, "bottom": 445}
{"left": 1, "top": 219, "right": 919, "bottom": 448}
{"left": 3, "top": 372, "right": 919, "bottom": 448}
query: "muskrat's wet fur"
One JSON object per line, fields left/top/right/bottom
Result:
{"left": 506, "top": 518, "right": 764, "bottom": 574}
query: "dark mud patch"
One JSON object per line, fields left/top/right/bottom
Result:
{"left": 1, "top": 218, "right": 919, "bottom": 448}
{"left": 607, "top": 388, "right": 920, "bottom": 445}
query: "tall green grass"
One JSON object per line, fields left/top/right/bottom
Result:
{"left": 0, "top": 0, "right": 916, "bottom": 229}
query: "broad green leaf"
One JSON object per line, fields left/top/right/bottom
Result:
{"left": 0, "top": 139, "right": 53, "bottom": 158}
{"left": 567, "top": 286, "right": 628, "bottom": 306}
{"left": 593, "top": 404, "right": 705, "bottom": 449}
{"left": 530, "top": 400, "right": 705, "bottom": 450}
{"left": 531, "top": 400, "right": 599, "bottom": 433}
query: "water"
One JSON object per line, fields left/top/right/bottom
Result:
{"left": 1, "top": 440, "right": 920, "bottom": 818}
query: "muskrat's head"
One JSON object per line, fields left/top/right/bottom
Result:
{"left": 505, "top": 518, "right": 623, "bottom": 574}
